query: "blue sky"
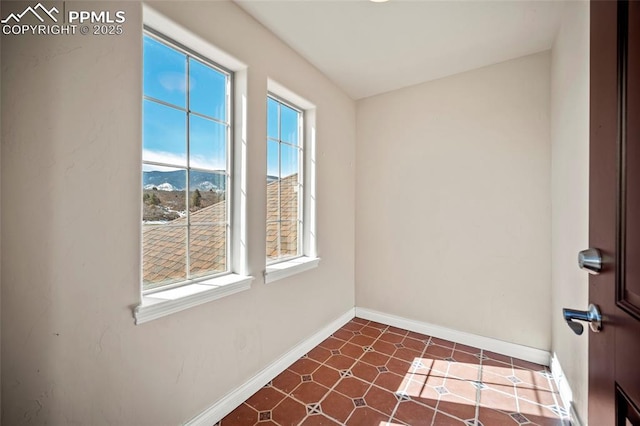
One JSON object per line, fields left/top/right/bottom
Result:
{"left": 143, "top": 35, "right": 300, "bottom": 178}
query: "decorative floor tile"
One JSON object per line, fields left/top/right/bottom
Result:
{"left": 435, "top": 386, "right": 450, "bottom": 395}
{"left": 218, "top": 318, "right": 569, "bottom": 426}
{"left": 507, "top": 375, "right": 523, "bottom": 384}
{"left": 306, "top": 403, "right": 322, "bottom": 415}
{"left": 339, "top": 369, "right": 352, "bottom": 378}
{"left": 470, "top": 381, "right": 488, "bottom": 390}
{"left": 394, "top": 392, "right": 411, "bottom": 402}
{"left": 352, "top": 398, "right": 366, "bottom": 407}
{"left": 259, "top": 411, "right": 272, "bottom": 421}
{"left": 509, "top": 412, "right": 530, "bottom": 424}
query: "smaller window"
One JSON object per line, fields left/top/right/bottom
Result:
{"left": 266, "top": 95, "right": 304, "bottom": 264}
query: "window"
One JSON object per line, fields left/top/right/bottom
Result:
{"left": 266, "top": 96, "right": 304, "bottom": 264}
{"left": 142, "top": 31, "right": 232, "bottom": 292}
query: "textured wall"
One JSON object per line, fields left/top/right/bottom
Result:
{"left": 356, "top": 52, "right": 552, "bottom": 350}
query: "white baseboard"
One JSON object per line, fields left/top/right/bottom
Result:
{"left": 184, "top": 308, "right": 355, "bottom": 426}
{"left": 551, "top": 353, "right": 584, "bottom": 426}
{"left": 355, "top": 307, "right": 551, "bottom": 366}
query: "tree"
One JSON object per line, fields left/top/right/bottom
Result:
{"left": 143, "top": 192, "right": 160, "bottom": 206}
{"left": 190, "top": 189, "right": 202, "bottom": 208}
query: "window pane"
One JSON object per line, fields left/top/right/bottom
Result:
{"left": 143, "top": 100, "right": 187, "bottom": 167}
{"left": 280, "top": 175, "right": 298, "bottom": 225}
{"left": 267, "top": 97, "right": 279, "bottom": 139}
{"left": 143, "top": 225, "right": 187, "bottom": 290}
{"left": 189, "top": 170, "right": 226, "bottom": 224}
{"left": 142, "top": 165, "right": 187, "bottom": 222}
{"left": 189, "top": 225, "right": 227, "bottom": 278}
{"left": 279, "top": 220, "right": 298, "bottom": 258}
{"left": 267, "top": 181, "right": 280, "bottom": 225}
{"left": 267, "top": 139, "right": 279, "bottom": 181}
{"left": 189, "top": 115, "right": 226, "bottom": 171}
{"left": 280, "top": 144, "right": 299, "bottom": 179}
{"left": 143, "top": 35, "right": 186, "bottom": 108}
{"left": 189, "top": 58, "right": 227, "bottom": 121}
{"left": 266, "top": 221, "right": 280, "bottom": 261}
{"left": 281, "top": 104, "right": 299, "bottom": 145}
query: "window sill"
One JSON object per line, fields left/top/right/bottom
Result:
{"left": 134, "top": 274, "right": 254, "bottom": 324}
{"left": 264, "top": 257, "right": 320, "bottom": 284}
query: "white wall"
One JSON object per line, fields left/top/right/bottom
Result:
{"left": 550, "top": 1, "right": 590, "bottom": 423}
{"left": 356, "top": 52, "right": 551, "bottom": 350}
{"left": 0, "top": 2, "right": 355, "bottom": 424}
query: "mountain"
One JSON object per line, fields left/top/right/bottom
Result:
{"left": 143, "top": 170, "right": 226, "bottom": 191}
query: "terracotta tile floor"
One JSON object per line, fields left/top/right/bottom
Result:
{"left": 219, "top": 318, "right": 570, "bottom": 426}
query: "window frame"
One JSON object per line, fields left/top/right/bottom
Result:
{"left": 142, "top": 28, "right": 234, "bottom": 294}
{"left": 135, "top": 5, "right": 252, "bottom": 324}
{"left": 266, "top": 93, "right": 305, "bottom": 266}
{"left": 264, "top": 81, "right": 319, "bottom": 284}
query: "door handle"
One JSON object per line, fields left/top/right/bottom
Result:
{"left": 563, "top": 304, "right": 602, "bottom": 335}
{"left": 578, "top": 248, "right": 602, "bottom": 274}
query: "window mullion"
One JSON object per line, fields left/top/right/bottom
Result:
{"left": 298, "top": 114, "right": 304, "bottom": 255}
{"left": 185, "top": 56, "right": 191, "bottom": 280}
{"left": 277, "top": 103, "right": 282, "bottom": 259}
{"left": 225, "top": 73, "right": 232, "bottom": 274}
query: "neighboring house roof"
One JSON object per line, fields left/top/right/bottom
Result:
{"left": 143, "top": 173, "right": 299, "bottom": 288}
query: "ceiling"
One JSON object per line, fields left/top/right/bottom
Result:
{"left": 235, "top": 0, "right": 563, "bottom": 100}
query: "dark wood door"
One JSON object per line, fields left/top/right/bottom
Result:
{"left": 590, "top": 1, "right": 640, "bottom": 425}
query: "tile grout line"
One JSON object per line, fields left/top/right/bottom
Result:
{"left": 511, "top": 354, "right": 520, "bottom": 416}
{"left": 431, "top": 341, "right": 454, "bottom": 426}
{"left": 474, "top": 349, "right": 484, "bottom": 425}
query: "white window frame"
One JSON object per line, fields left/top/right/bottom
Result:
{"left": 142, "top": 29, "right": 233, "bottom": 292}
{"left": 135, "top": 5, "right": 252, "bottom": 324}
{"left": 264, "top": 80, "right": 319, "bottom": 284}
